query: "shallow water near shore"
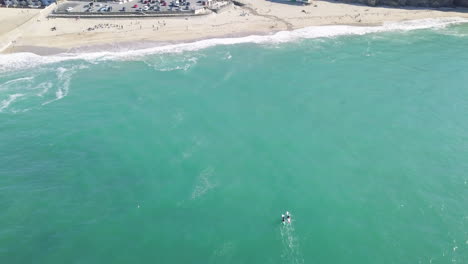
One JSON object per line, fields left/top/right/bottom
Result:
{"left": 1, "top": 21, "right": 468, "bottom": 264}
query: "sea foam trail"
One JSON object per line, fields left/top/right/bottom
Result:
{"left": 0, "top": 93, "right": 23, "bottom": 112}
{"left": 0, "top": 17, "right": 467, "bottom": 72}
{"left": 0, "top": 64, "right": 84, "bottom": 113}
{"left": 280, "top": 217, "right": 304, "bottom": 264}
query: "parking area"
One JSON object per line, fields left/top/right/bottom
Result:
{"left": 55, "top": 0, "right": 209, "bottom": 13}
{"left": 1, "top": 0, "right": 55, "bottom": 8}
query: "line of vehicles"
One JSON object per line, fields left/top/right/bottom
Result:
{"left": 132, "top": 0, "right": 192, "bottom": 12}
{"left": 78, "top": 2, "right": 114, "bottom": 12}
{"left": 69, "top": 0, "right": 194, "bottom": 13}
{"left": 2, "top": 0, "right": 55, "bottom": 8}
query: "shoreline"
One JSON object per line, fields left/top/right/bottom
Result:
{"left": 3, "top": 29, "right": 271, "bottom": 55}
{"left": 0, "top": 17, "right": 467, "bottom": 58}
{"left": 1, "top": 0, "right": 468, "bottom": 55}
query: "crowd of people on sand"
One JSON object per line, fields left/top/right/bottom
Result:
{"left": 86, "top": 23, "right": 124, "bottom": 31}
{"left": 79, "top": 20, "right": 168, "bottom": 32}
{"left": 47, "top": 19, "right": 173, "bottom": 33}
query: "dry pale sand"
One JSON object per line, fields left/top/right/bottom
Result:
{"left": 0, "top": 8, "right": 41, "bottom": 35}
{"left": 2, "top": 0, "right": 468, "bottom": 54}
{"left": 0, "top": 8, "right": 42, "bottom": 51}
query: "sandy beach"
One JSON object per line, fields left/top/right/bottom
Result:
{"left": 2, "top": 0, "right": 468, "bottom": 54}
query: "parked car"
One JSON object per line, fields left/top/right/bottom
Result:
{"left": 66, "top": 6, "right": 73, "bottom": 12}
{"left": 132, "top": 4, "right": 138, "bottom": 7}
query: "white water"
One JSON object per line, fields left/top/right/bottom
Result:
{"left": 0, "top": 93, "right": 23, "bottom": 112}
{"left": 0, "top": 64, "right": 81, "bottom": 113}
{"left": 280, "top": 215, "right": 304, "bottom": 264}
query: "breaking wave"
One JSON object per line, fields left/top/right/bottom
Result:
{"left": 0, "top": 17, "right": 466, "bottom": 72}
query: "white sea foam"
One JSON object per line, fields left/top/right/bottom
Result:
{"left": 0, "top": 93, "right": 23, "bottom": 112}
{"left": 0, "top": 77, "right": 34, "bottom": 93}
{"left": 0, "top": 65, "right": 79, "bottom": 113}
{"left": 142, "top": 55, "right": 199, "bottom": 71}
{"left": 224, "top": 52, "right": 232, "bottom": 60}
{"left": 191, "top": 166, "right": 216, "bottom": 200}
{"left": 0, "top": 17, "right": 466, "bottom": 73}
{"left": 1, "top": 77, "right": 34, "bottom": 86}
{"left": 55, "top": 67, "right": 71, "bottom": 99}
{"left": 280, "top": 216, "right": 304, "bottom": 264}
{"left": 36, "top": 81, "right": 53, "bottom": 97}
{"left": 42, "top": 66, "right": 73, "bottom": 105}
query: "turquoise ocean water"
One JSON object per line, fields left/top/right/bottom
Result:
{"left": 1, "top": 18, "right": 468, "bottom": 264}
